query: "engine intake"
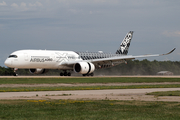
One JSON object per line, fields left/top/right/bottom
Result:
{"left": 74, "top": 62, "right": 95, "bottom": 74}
{"left": 29, "top": 69, "right": 49, "bottom": 74}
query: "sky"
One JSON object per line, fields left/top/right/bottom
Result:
{"left": 0, "top": 0, "right": 180, "bottom": 67}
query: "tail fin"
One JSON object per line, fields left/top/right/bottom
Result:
{"left": 116, "top": 31, "right": 133, "bottom": 55}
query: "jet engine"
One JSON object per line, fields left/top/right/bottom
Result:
{"left": 29, "top": 69, "right": 49, "bottom": 74}
{"left": 73, "top": 62, "right": 95, "bottom": 75}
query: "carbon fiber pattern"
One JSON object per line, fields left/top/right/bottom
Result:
{"left": 116, "top": 31, "right": 133, "bottom": 55}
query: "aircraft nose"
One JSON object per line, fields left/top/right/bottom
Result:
{"left": 4, "top": 59, "right": 12, "bottom": 67}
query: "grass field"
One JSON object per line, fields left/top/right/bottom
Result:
{"left": 1, "top": 77, "right": 180, "bottom": 119}
{"left": 1, "top": 84, "right": 180, "bottom": 92}
{"left": 0, "top": 100, "right": 180, "bottom": 120}
{"left": 147, "top": 90, "right": 180, "bottom": 96}
{"left": 1, "top": 77, "right": 180, "bottom": 92}
{"left": 0, "top": 77, "right": 180, "bottom": 84}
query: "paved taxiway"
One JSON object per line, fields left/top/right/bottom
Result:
{"left": 1, "top": 88, "right": 180, "bottom": 102}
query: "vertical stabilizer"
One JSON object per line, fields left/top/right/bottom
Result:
{"left": 116, "top": 31, "right": 133, "bottom": 55}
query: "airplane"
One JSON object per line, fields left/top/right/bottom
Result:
{"left": 4, "top": 31, "right": 175, "bottom": 76}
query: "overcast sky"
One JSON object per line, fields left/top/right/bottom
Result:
{"left": 0, "top": 0, "right": 180, "bottom": 67}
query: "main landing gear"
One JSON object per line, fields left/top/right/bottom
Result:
{"left": 60, "top": 70, "right": 71, "bottom": 76}
{"left": 82, "top": 73, "right": 94, "bottom": 76}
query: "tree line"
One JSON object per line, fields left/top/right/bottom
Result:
{"left": 0, "top": 59, "right": 180, "bottom": 76}
{"left": 0, "top": 66, "right": 14, "bottom": 76}
{"left": 96, "top": 59, "right": 180, "bottom": 75}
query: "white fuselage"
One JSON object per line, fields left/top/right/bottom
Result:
{"left": 4, "top": 50, "right": 82, "bottom": 69}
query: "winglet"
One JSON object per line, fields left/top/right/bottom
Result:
{"left": 160, "top": 48, "right": 176, "bottom": 56}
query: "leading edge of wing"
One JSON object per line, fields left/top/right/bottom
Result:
{"left": 61, "top": 48, "right": 176, "bottom": 65}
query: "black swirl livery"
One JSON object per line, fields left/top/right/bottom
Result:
{"left": 116, "top": 31, "right": 133, "bottom": 55}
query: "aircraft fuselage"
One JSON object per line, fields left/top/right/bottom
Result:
{"left": 5, "top": 50, "right": 81, "bottom": 69}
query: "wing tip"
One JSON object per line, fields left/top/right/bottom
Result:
{"left": 161, "top": 48, "right": 176, "bottom": 56}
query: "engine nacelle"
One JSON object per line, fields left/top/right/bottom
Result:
{"left": 29, "top": 69, "right": 49, "bottom": 74}
{"left": 74, "top": 62, "right": 95, "bottom": 74}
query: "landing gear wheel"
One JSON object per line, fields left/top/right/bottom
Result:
{"left": 82, "top": 73, "right": 94, "bottom": 76}
{"left": 59, "top": 71, "right": 71, "bottom": 76}
{"left": 64, "top": 72, "right": 67, "bottom": 76}
{"left": 60, "top": 72, "right": 64, "bottom": 76}
{"left": 13, "top": 68, "right": 18, "bottom": 76}
{"left": 67, "top": 72, "right": 71, "bottom": 76}
{"left": 90, "top": 73, "right": 94, "bottom": 76}
{"left": 13, "top": 72, "right": 18, "bottom": 76}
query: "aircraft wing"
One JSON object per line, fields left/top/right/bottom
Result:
{"left": 93, "top": 48, "right": 176, "bottom": 63}
{"left": 61, "top": 48, "right": 176, "bottom": 65}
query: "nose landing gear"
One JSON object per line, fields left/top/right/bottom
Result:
{"left": 13, "top": 68, "right": 18, "bottom": 76}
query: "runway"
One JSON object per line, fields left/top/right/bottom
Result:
{"left": 1, "top": 88, "right": 180, "bottom": 102}
{"left": 1, "top": 75, "right": 180, "bottom": 78}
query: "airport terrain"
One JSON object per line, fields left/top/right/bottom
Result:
{"left": 0, "top": 76, "right": 180, "bottom": 102}
{"left": 1, "top": 76, "right": 180, "bottom": 119}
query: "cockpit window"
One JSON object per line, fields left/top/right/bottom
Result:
{"left": 8, "top": 55, "right": 18, "bottom": 58}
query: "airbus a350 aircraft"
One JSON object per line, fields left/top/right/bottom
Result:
{"left": 4, "top": 31, "right": 175, "bottom": 76}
